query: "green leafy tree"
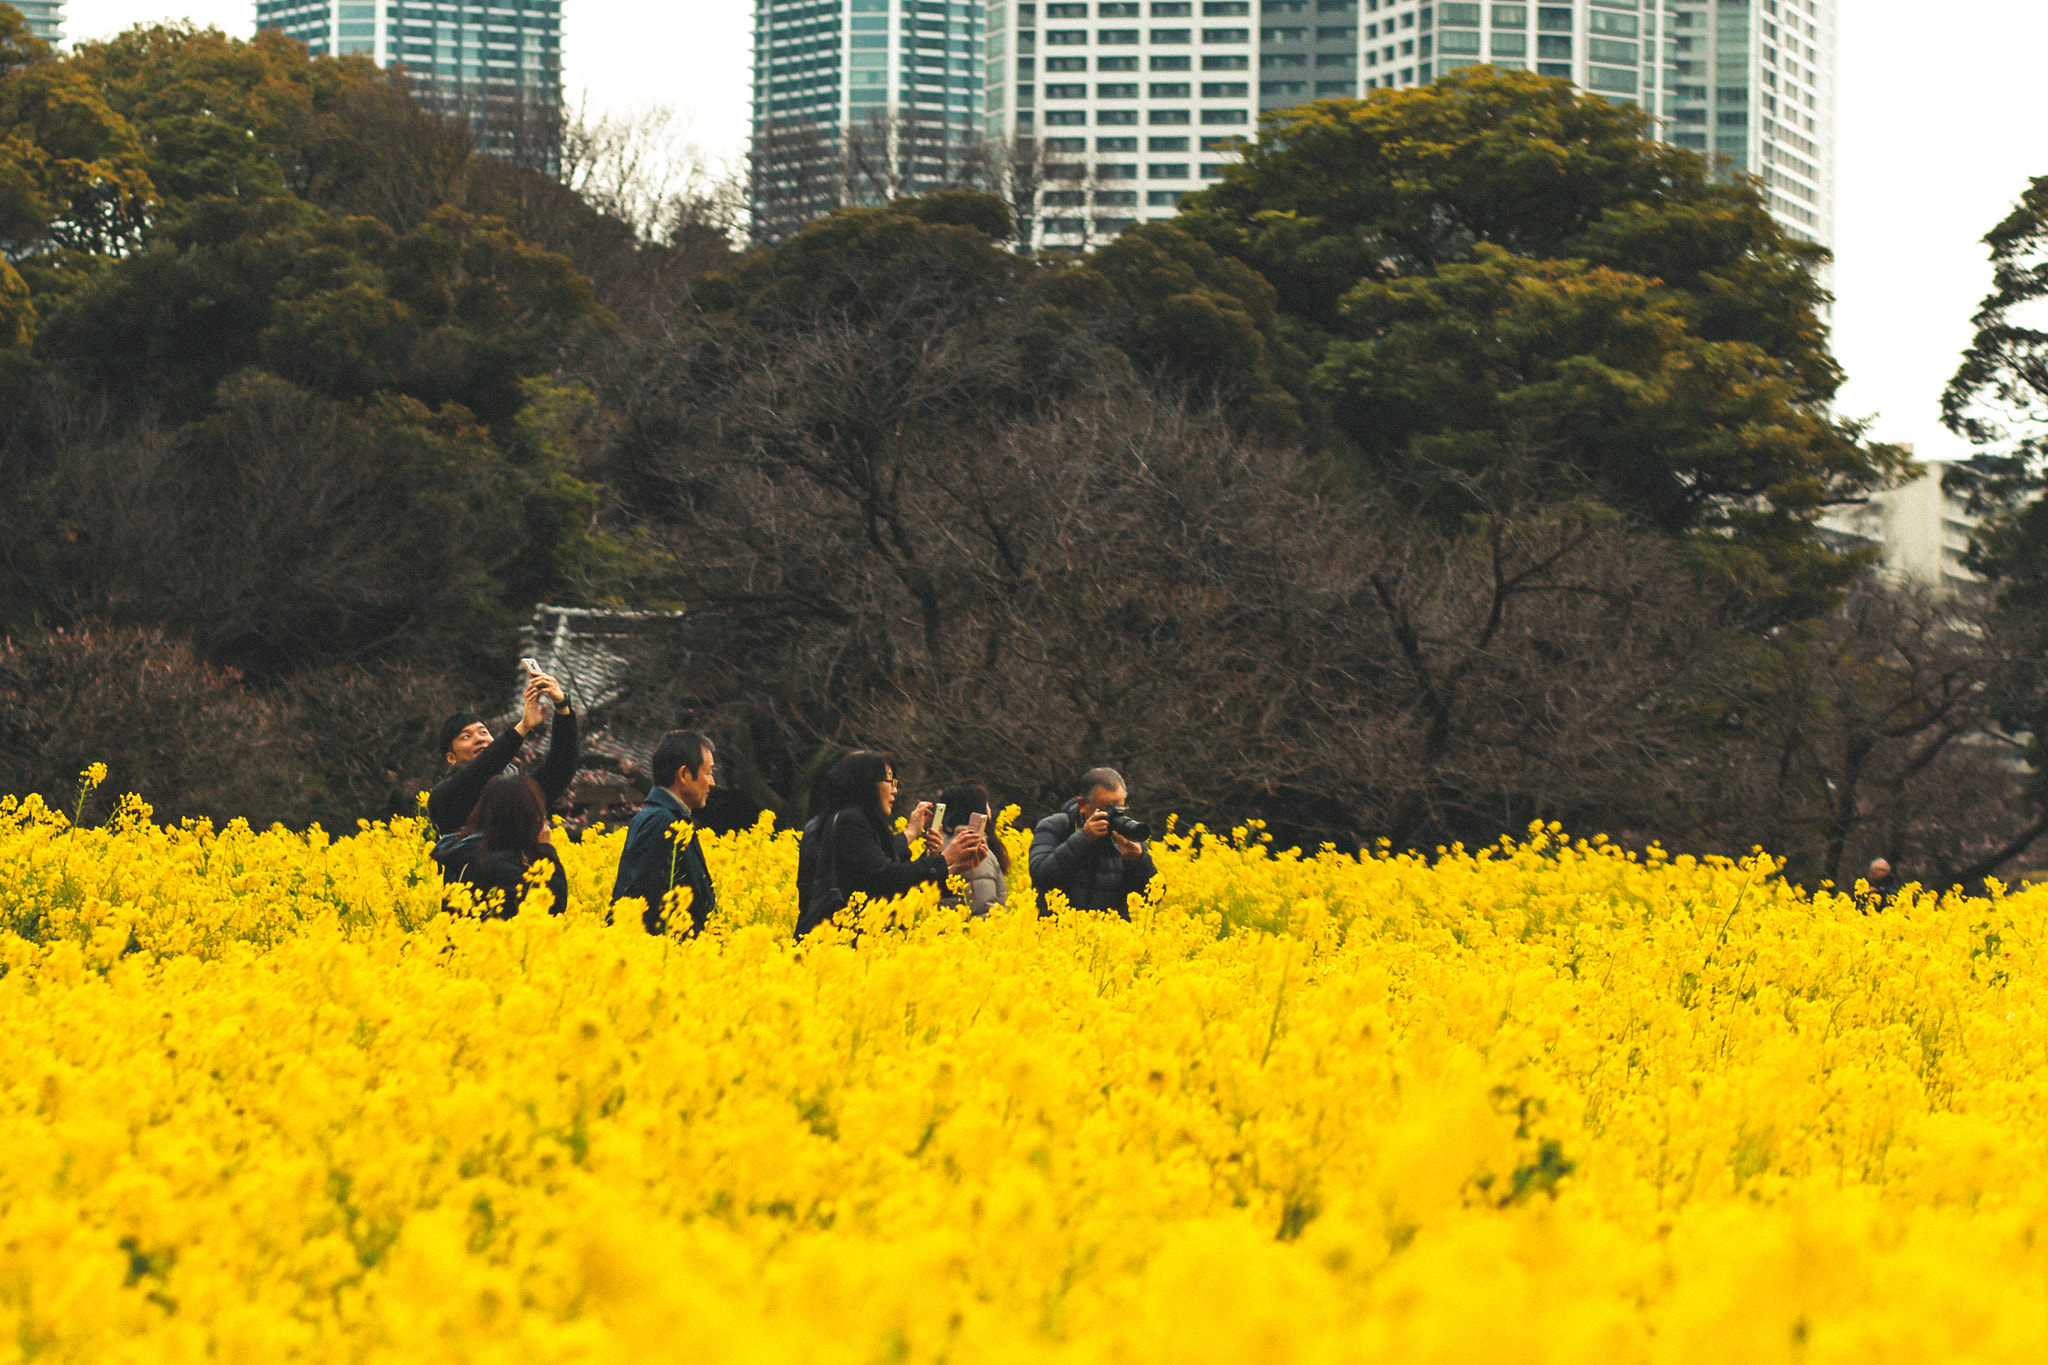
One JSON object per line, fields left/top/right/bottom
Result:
{"left": 1938, "top": 173, "right": 2048, "bottom": 829}
{"left": 37, "top": 199, "right": 608, "bottom": 428}
{"left": 0, "top": 7, "right": 155, "bottom": 263}
{"left": 1178, "top": 68, "right": 1903, "bottom": 592}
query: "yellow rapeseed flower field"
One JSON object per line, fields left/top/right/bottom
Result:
{"left": 4, "top": 777, "right": 2047, "bottom": 1362}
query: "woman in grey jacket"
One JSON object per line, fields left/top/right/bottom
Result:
{"left": 935, "top": 781, "right": 1010, "bottom": 915}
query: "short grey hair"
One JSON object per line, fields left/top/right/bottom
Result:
{"left": 1079, "top": 767, "right": 1126, "bottom": 800}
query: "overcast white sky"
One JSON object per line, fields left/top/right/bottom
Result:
{"left": 63, "top": 1, "right": 2048, "bottom": 465}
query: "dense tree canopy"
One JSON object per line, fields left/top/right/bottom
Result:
{"left": 1180, "top": 68, "right": 1904, "bottom": 602}
{"left": 0, "top": 22, "right": 2031, "bottom": 877}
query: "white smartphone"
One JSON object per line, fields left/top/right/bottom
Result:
{"left": 520, "top": 657, "right": 542, "bottom": 676}
{"left": 969, "top": 811, "right": 987, "bottom": 835}
{"left": 933, "top": 802, "right": 948, "bottom": 831}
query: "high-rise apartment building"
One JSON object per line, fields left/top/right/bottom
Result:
{"left": 748, "top": 0, "right": 1831, "bottom": 251}
{"left": 972, "top": 0, "right": 1831, "bottom": 250}
{"left": 751, "top": 0, "right": 989, "bottom": 236}
{"left": 12, "top": 0, "right": 64, "bottom": 44}
{"left": 254, "top": 2, "right": 563, "bottom": 160}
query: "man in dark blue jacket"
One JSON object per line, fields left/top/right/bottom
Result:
{"left": 611, "top": 730, "right": 718, "bottom": 935}
{"left": 1029, "top": 766, "right": 1157, "bottom": 916}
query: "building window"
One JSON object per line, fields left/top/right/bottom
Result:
{"left": 1047, "top": 56, "right": 1088, "bottom": 70}
{"left": 1201, "top": 107, "right": 1249, "bottom": 122}
{"left": 1536, "top": 6, "right": 1571, "bottom": 31}
{"left": 1149, "top": 136, "right": 1191, "bottom": 150}
{"left": 1046, "top": 82, "right": 1087, "bottom": 96}
{"left": 1202, "top": 81, "right": 1248, "bottom": 95}
{"left": 1098, "top": 108, "right": 1140, "bottom": 122}
{"left": 1437, "top": 2, "right": 1479, "bottom": 24}
{"left": 1149, "top": 108, "right": 1192, "bottom": 122}
{"left": 1202, "top": 27, "right": 1250, "bottom": 41}
{"left": 1150, "top": 81, "right": 1191, "bottom": 95}
{"left": 1147, "top": 163, "right": 1190, "bottom": 177}
{"left": 1490, "top": 32, "right": 1526, "bottom": 55}
{"left": 1586, "top": 65, "right": 1636, "bottom": 93}
{"left": 1491, "top": 4, "right": 1527, "bottom": 24}
{"left": 1098, "top": 55, "right": 1140, "bottom": 69}
{"left": 1097, "top": 135, "right": 1139, "bottom": 149}
{"left": 1151, "top": 26, "right": 1192, "bottom": 40}
{"left": 1098, "top": 81, "right": 1139, "bottom": 96}
{"left": 1152, "top": 54, "right": 1193, "bottom": 68}
{"left": 1147, "top": 189, "right": 1187, "bottom": 205}
{"left": 1536, "top": 34, "right": 1569, "bottom": 57}
{"left": 1203, "top": 53, "right": 1250, "bottom": 68}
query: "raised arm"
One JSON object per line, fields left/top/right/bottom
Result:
{"left": 837, "top": 817, "right": 945, "bottom": 899}
{"left": 531, "top": 707, "right": 580, "bottom": 807}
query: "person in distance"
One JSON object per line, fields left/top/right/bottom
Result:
{"left": 795, "top": 750, "right": 986, "bottom": 939}
{"left": 432, "top": 774, "right": 569, "bottom": 918}
{"left": 934, "top": 780, "right": 1010, "bottom": 916}
{"left": 1029, "top": 766, "right": 1157, "bottom": 917}
{"left": 427, "top": 666, "right": 580, "bottom": 839}
{"left": 611, "top": 730, "right": 719, "bottom": 936}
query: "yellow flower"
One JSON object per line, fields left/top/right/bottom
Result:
{"left": 4, "top": 800, "right": 2048, "bottom": 1361}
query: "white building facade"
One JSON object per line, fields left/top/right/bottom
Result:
{"left": 972, "top": 0, "right": 1832, "bottom": 250}
{"left": 1820, "top": 457, "right": 1982, "bottom": 595}
{"left": 11, "top": 0, "right": 63, "bottom": 44}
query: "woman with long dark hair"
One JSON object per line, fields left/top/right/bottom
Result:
{"left": 432, "top": 774, "right": 570, "bottom": 918}
{"left": 935, "top": 780, "right": 1009, "bottom": 916}
{"left": 794, "top": 750, "right": 986, "bottom": 938}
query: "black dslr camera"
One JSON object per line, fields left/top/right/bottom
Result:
{"left": 1101, "top": 805, "right": 1151, "bottom": 841}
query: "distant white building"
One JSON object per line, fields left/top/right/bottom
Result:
{"left": 1819, "top": 454, "right": 1979, "bottom": 593}
{"left": 13, "top": 0, "right": 64, "bottom": 43}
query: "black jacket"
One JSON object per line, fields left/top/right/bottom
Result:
{"left": 427, "top": 710, "right": 579, "bottom": 838}
{"left": 1029, "top": 798, "right": 1157, "bottom": 916}
{"left": 432, "top": 839, "right": 569, "bottom": 919}
{"left": 795, "top": 804, "right": 947, "bottom": 937}
{"left": 611, "top": 786, "right": 717, "bottom": 935}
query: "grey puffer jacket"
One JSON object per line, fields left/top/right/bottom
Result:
{"left": 1028, "top": 799, "right": 1157, "bottom": 916}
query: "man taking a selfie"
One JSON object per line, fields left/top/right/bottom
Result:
{"left": 427, "top": 666, "right": 580, "bottom": 838}
{"left": 1029, "top": 766, "right": 1157, "bottom": 917}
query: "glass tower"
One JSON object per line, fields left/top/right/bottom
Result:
{"left": 1427, "top": 0, "right": 1833, "bottom": 245}
{"left": 980, "top": 0, "right": 1832, "bottom": 250}
{"left": 254, "top": 2, "right": 564, "bottom": 162}
{"left": 11, "top": 0, "right": 65, "bottom": 44}
{"left": 750, "top": 0, "right": 989, "bottom": 240}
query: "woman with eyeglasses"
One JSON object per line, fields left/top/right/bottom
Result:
{"left": 795, "top": 750, "right": 985, "bottom": 938}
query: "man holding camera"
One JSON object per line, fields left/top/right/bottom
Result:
{"left": 1029, "top": 767, "right": 1157, "bottom": 917}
